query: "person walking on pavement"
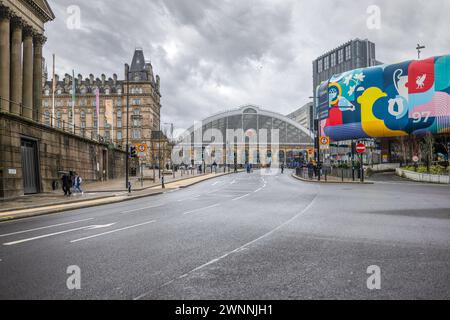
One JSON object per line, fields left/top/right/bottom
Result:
{"left": 62, "top": 173, "right": 72, "bottom": 196}
{"left": 75, "top": 174, "right": 83, "bottom": 194}
{"left": 281, "top": 163, "right": 285, "bottom": 174}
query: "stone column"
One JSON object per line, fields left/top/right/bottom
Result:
{"left": 10, "top": 17, "right": 23, "bottom": 115}
{"left": 22, "top": 27, "right": 34, "bottom": 119}
{"left": 0, "top": 7, "right": 11, "bottom": 112}
{"left": 33, "top": 35, "right": 46, "bottom": 121}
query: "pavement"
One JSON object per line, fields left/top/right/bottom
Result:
{"left": 0, "top": 170, "right": 449, "bottom": 299}
{"left": 0, "top": 171, "right": 235, "bottom": 221}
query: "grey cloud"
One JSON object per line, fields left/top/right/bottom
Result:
{"left": 44, "top": 0, "right": 450, "bottom": 131}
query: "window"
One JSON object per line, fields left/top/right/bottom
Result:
{"left": 133, "top": 129, "right": 141, "bottom": 139}
{"left": 68, "top": 111, "right": 73, "bottom": 124}
{"left": 80, "top": 111, "right": 86, "bottom": 129}
{"left": 117, "top": 110, "right": 122, "bottom": 118}
{"left": 338, "top": 49, "right": 344, "bottom": 64}
{"left": 92, "top": 100, "right": 96, "bottom": 107}
{"left": 117, "top": 88, "right": 122, "bottom": 95}
{"left": 117, "top": 119, "right": 122, "bottom": 128}
{"left": 57, "top": 89, "right": 62, "bottom": 95}
{"left": 133, "top": 109, "right": 140, "bottom": 116}
{"left": 43, "top": 100, "right": 49, "bottom": 107}
{"left": 324, "top": 56, "right": 329, "bottom": 70}
{"left": 93, "top": 113, "right": 98, "bottom": 128}
{"left": 317, "top": 59, "right": 323, "bottom": 73}
{"left": 105, "top": 88, "right": 110, "bottom": 95}
{"left": 331, "top": 52, "right": 336, "bottom": 67}
{"left": 56, "top": 112, "right": 62, "bottom": 128}
{"left": 117, "top": 99, "right": 122, "bottom": 107}
{"left": 45, "top": 89, "right": 50, "bottom": 96}
{"left": 132, "top": 99, "right": 141, "bottom": 105}
{"left": 117, "top": 131, "right": 122, "bottom": 140}
{"left": 44, "top": 110, "right": 50, "bottom": 126}
{"left": 133, "top": 119, "right": 140, "bottom": 127}
{"left": 80, "top": 99, "right": 86, "bottom": 107}
{"left": 345, "top": 45, "right": 352, "bottom": 60}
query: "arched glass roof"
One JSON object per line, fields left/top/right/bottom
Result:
{"left": 184, "top": 105, "right": 314, "bottom": 146}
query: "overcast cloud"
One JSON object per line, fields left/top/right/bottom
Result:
{"left": 44, "top": 0, "right": 450, "bottom": 133}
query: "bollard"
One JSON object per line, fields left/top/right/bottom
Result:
{"left": 128, "top": 181, "right": 132, "bottom": 193}
{"left": 161, "top": 176, "right": 165, "bottom": 189}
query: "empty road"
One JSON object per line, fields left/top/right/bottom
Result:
{"left": 0, "top": 171, "right": 449, "bottom": 299}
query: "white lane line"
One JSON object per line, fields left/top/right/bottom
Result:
{"left": 70, "top": 220, "right": 156, "bottom": 243}
{"left": 254, "top": 188, "right": 263, "bottom": 193}
{"left": 230, "top": 179, "right": 236, "bottom": 185}
{"left": 3, "top": 223, "right": 116, "bottom": 246}
{"left": 121, "top": 204, "right": 164, "bottom": 214}
{"left": 0, "top": 218, "right": 95, "bottom": 238}
{"left": 183, "top": 204, "right": 220, "bottom": 215}
{"left": 169, "top": 194, "right": 319, "bottom": 287}
{"left": 232, "top": 194, "right": 250, "bottom": 201}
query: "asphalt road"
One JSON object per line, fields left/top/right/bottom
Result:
{"left": 0, "top": 170, "right": 449, "bottom": 300}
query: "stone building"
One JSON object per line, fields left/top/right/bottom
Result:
{"left": 0, "top": 1, "right": 127, "bottom": 199}
{"left": 41, "top": 48, "right": 162, "bottom": 163}
{"left": 0, "top": 0, "right": 54, "bottom": 118}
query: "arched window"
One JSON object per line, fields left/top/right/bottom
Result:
{"left": 56, "top": 111, "right": 62, "bottom": 128}
{"left": 80, "top": 110, "right": 86, "bottom": 129}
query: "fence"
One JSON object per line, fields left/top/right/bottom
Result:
{"left": 295, "top": 166, "right": 361, "bottom": 182}
{"left": 0, "top": 96, "right": 110, "bottom": 145}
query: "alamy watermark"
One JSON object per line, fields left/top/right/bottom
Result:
{"left": 66, "top": 265, "right": 81, "bottom": 290}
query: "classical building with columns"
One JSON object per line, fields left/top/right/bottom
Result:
{"left": 0, "top": 1, "right": 127, "bottom": 199}
{"left": 0, "top": 0, "right": 54, "bottom": 119}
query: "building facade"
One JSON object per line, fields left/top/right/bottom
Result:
{"left": 286, "top": 102, "right": 314, "bottom": 131}
{"left": 312, "top": 38, "right": 381, "bottom": 95}
{"left": 0, "top": 0, "right": 54, "bottom": 118}
{"left": 41, "top": 48, "right": 162, "bottom": 164}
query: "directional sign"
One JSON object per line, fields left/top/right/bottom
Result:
{"left": 320, "top": 136, "right": 330, "bottom": 150}
{"left": 356, "top": 143, "right": 366, "bottom": 154}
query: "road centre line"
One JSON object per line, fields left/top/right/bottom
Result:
{"left": 0, "top": 218, "right": 95, "bottom": 238}
{"left": 183, "top": 203, "right": 220, "bottom": 215}
{"left": 70, "top": 220, "right": 156, "bottom": 243}
{"left": 121, "top": 204, "right": 165, "bottom": 214}
{"left": 232, "top": 194, "right": 250, "bottom": 201}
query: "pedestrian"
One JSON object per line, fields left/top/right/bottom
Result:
{"left": 62, "top": 173, "right": 72, "bottom": 196}
{"left": 75, "top": 174, "right": 83, "bottom": 194}
{"left": 281, "top": 163, "right": 285, "bottom": 174}
{"left": 307, "top": 161, "right": 314, "bottom": 179}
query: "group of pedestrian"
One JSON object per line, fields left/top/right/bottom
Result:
{"left": 61, "top": 171, "right": 83, "bottom": 196}
{"left": 306, "top": 161, "right": 320, "bottom": 179}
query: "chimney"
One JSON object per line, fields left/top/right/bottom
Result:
{"left": 64, "top": 73, "right": 71, "bottom": 86}
{"left": 113, "top": 73, "right": 117, "bottom": 85}
{"left": 124, "top": 64, "right": 130, "bottom": 81}
{"left": 89, "top": 74, "right": 94, "bottom": 85}
{"left": 78, "top": 74, "right": 83, "bottom": 83}
{"left": 101, "top": 74, "right": 106, "bottom": 86}
{"left": 54, "top": 74, "right": 59, "bottom": 84}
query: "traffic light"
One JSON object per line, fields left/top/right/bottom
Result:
{"left": 130, "top": 146, "right": 137, "bottom": 158}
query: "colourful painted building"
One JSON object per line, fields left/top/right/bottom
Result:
{"left": 317, "top": 55, "right": 450, "bottom": 141}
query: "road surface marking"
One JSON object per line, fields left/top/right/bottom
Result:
{"left": 3, "top": 223, "right": 117, "bottom": 246}
{"left": 232, "top": 194, "right": 250, "bottom": 201}
{"left": 183, "top": 204, "right": 220, "bottom": 215}
{"left": 70, "top": 220, "right": 156, "bottom": 243}
{"left": 121, "top": 204, "right": 164, "bottom": 214}
{"left": 0, "top": 218, "right": 95, "bottom": 238}
{"left": 230, "top": 179, "right": 236, "bottom": 185}
{"left": 254, "top": 188, "right": 263, "bottom": 193}
{"left": 163, "top": 194, "right": 319, "bottom": 288}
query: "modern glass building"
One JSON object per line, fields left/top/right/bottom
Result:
{"left": 176, "top": 105, "right": 314, "bottom": 167}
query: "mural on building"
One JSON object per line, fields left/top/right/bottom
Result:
{"left": 320, "top": 55, "right": 450, "bottom": 141}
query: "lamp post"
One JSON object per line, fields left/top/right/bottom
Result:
{"left": 310, "top": 96, "right": 321, "bottom": 181}
{"left": 125, "top": 64, "right": 130, "bottom": 189}
{"left": 163, "top": 122, "right": 175, "bottom": 178}
{"left": 416, "top": 44, "right": 425, "bottom": 60}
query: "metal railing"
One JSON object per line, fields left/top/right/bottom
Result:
{"left": 0, "top": 96, "right": 115, "bottom": 146}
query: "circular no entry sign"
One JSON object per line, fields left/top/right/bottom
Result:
{"left": 356, "top": 143, "right": 366, "bottom": 154}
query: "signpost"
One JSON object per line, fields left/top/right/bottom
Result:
{"left": 356, "top": 143, "right": 366, "bottom": 183}
{"left": 319, "top": 136, "right": 330, "bottom": 150}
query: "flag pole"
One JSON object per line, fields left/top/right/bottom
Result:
{"left": 51, "top": 54, "right": 56, "bottom": 127}
{"left": 72, "top": 69, "right": 76, "bottom": 134}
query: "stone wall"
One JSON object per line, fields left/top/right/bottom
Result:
{"left": 0, "top": 112, "right": 126, "bottom": 199}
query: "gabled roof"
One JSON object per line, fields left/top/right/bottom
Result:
{"left": 29, "top": 0, "right": 55, "bottom": 21}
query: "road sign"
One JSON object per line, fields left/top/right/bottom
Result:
{"left": 307, "top": 148, "right": 314, "bottom": 158}
{"left": 135, "top": 144, "right": 148, "bottom": 158}
{"left": 413, "top": 155, "right": 419, "bottom": 163}
{"left": 356, "top": 143, "right": 366, "bottom": 154}
{"left": 319, "top": 136, "right": 330, "bottom": 150}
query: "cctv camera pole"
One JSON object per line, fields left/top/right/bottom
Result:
{"left": 125, "top": 64, "right": 130, "bottom": 189}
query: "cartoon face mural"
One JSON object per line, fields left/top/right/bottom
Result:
{"left": 320, "top": 55, "right": 450, "bottom": 141}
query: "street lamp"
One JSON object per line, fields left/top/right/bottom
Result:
{"left": 125, "top": 64, "right": 130, "bottom": 189}
{"left": 416, "top": 44, "right": 425, "bottom": 60}
{"left": 163, "top": 122, "right": 175, "bottom": 178}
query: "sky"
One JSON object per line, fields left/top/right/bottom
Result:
{"left": 44, "top": 0, "right": 450, "bottom": 134}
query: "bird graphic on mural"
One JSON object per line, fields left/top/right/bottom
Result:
{"left": 357, "top": 87, "right": 408, "bottom": 138}
{"left": 416, "top": 74, "right": 427, "bottom": 89}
